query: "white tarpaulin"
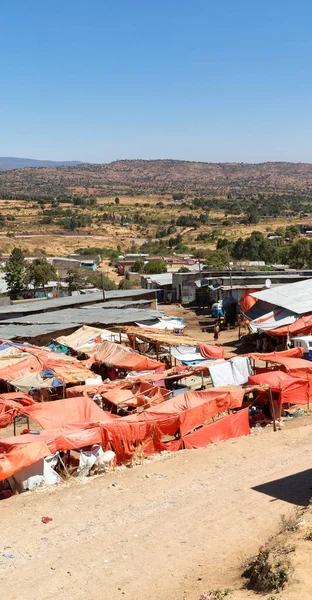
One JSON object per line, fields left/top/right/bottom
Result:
{"left": 210, "top": 357, "right": 251, "bottom": 387}
{"left": 171, "top": 346, "right": 205, "bottom": 363}
{"left": 136, "top": 318, "right": 185, "bottom": 331}
{"left": 249, "top": 309, "right": 296, "bottom": 333}
{"left": 8, "top": 453, "right": 61, "bottom": 491}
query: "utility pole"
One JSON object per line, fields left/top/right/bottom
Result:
{"left": 101, "top": 271, "right": 106, "bottom": 301}
{"left": 226, "top": 247, "right": 233, "bottom": 290}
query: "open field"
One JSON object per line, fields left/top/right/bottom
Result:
{"left": 0, "top": 195, "right": 310, "bottom": 257}
{"left": 1, "top": 415, "right": 312, "bottom": 600}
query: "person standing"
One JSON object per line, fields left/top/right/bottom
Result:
{"left": 213, "top": 320, "right": 220, "bottom": 341}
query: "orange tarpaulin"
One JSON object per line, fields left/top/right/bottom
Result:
{"left": 240, "top": 290, "right": 258, "bottom": 315}
{"left": 0, "top": 441, "right": 51, "bottom": 480}
{"left": 248, "top": 348, "right": 304, "bottom": 361}
{"left": 24, "top": 396, "right": 117, "bottom": 429}
{"left": 200, "top": 344, "right": 225, "bottom": 360}
{"left": 183, "top": 408, "right": 250, "bottom": 449}
{"left": 248, "top": 371, "right": 310, "bottom": 405}
{"left": 267, "top": 314, "right": 312, "bottom": 337}
{"left": 0, "top": 394, "right": 35, "bottom": 428}
{"left": 82, "top": 340, "right": 164, "bottom": 371}
{"left": 0, "top": 423, "right": 103, "bottom": 456}
{"left": 129, "top": 388, "right": 245, "bottom": 436}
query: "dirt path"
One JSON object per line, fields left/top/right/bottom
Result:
{"left": 1, "top": 417, "right": 312, "bottom": 600}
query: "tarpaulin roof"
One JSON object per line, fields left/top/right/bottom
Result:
{"left": 129, "top": 388, "right": 245, "bottom": 436}
{"left": 84, "top": 340, "right": 164, "bottom": 371}
{"left": 250, "top": 278, "right": 312, "bottom": 315}
{"left": 0, "top": 394, "right": 35, "bottom": 428}
{"left": 248, "top": 370, "right": 309, "bottom": 405}
{"left": 248, "top": 348, "right": 304, "bottom": 361}
{"left": 248, "top": 308, "right": 297, "bottom": 333}
{"left": 240, "top": 290, "right": 258, "bottom": 315}
{"left": 9, "top": 371, "right": 63, "bottom": 393}
{"left": 200, "top": 344, "right": 225, "bottom": 360}
{"left": 0, "top": 441, "right": 51, "bottom": 480}
{"left": 55, "top": 325, "right": 125, "bottom": 349}
{"left": 23, "top": 396, "right": 117, "bottom": 429}
{"left": 183, "top": 407, "right": 250, "bottom": 449}
{"left": 265, "top": 314, "right": 312, "bottom": 337}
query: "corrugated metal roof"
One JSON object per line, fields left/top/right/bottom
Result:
{"left": 250, "top": 278, "right": 312, "bottom": 315}
{"left": 0, "top": 300, "right": 155, "bottom": 325}
{"left": 0, "top": 289, "right": 155, "bottom": 316}
{"left": 0, "top": 308, "right": 163, "bottom": 339}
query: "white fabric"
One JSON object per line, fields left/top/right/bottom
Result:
{"left": 77, "top": 444, "right": 103, "bottom": 476}
{"left": 136, "top": 318, "right": 185, "bottom": 331}
{"left": 85, "top": 376, "right": 103, "bottom": 385}
{"left": 171, "top": 346, "right": 205, "bottom": 362}
{"left": 230, "top": 356, "right": 251, "bottom": 385}
{"left": 8, "top": 453, "right": 61, "bottom": 491}
{"left": 209, "top": 361, "right": 235, "bottom": 387}
{"left": 10, "top": 372, "right": 56, "bottom": 392}
{"left": 126, "top": 370, "right": 156, "bottom": 378}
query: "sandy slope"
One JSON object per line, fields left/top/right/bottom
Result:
{"left": 1, "top": 417, "right": 312, "bottom": 600}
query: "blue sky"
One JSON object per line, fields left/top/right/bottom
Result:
{"left": 0, "top": 0, "right": 311, "bottom": 163}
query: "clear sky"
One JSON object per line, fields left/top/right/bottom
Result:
{"left": 1, "top": 0, "right": 311, "bottom": 163}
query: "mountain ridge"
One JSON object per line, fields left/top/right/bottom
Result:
{"left": 1, "top": 158, "right": 312, "bottom": 197}
{"left": 0, "top": 157, "right": 83, "bottom": 171}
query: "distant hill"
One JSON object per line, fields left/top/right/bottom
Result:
{"left": 0, "top": 157, "right": 83, "bottom": 171}
{"left": 1, "top": 158, "right": 312, "bottom": 198}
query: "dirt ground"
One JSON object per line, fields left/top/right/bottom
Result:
{"left": 1, "top": 416, "right": 312, "bottom": 600}
{"left": 162, "top": 304, "right": 241, "bottom": 356}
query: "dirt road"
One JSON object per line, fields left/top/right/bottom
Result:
{"left": 1, "top": 417, "right": 311, "bottom": 600}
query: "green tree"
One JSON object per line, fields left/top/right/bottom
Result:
{"left": 132, "top": 259, "right": 145, "bottom": 273}
{"left": 288, "top": 238, "right": 312, "bottom": 268}
{"left": 86, "top": 272, "right": 117, "bottom": 290}
{"left": 118, "top": 278, "right": 141, "bottom": 289}
{"left": 3, "top": 247, "right": 27, "bottom": 299}
{"left": 65, "top": 268, "right": 87, "bottom": 293}
{"left": 27, "top": 258, "right": 57, "bottom": 291}
{"left": 143, "top": 259, "right": 167, "bottom": 274}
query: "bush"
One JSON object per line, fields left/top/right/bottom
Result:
{"left": 243, "top": 547, "right": 290, "bottom": 593}
{"left": 143, "top": 259, "right": 167, "bottom": 274}
{"left": 118, "top": 278, "right": 141, "bottom": 289}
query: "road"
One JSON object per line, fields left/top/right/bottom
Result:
{"left": 1, "top": 417, "right": 311, "bottom": 600}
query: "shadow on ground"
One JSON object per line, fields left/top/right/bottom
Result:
{"left": 252, "top": 469, "right": 312, "bottom": 506}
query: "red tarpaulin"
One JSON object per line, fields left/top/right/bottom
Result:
{"left": 200, "top": 344, "right": 225, "bottom": 360}
{"left": 0, "top": 423, "right": 103, "bottom": 456}
{"left": 267, "top": 314, "right": 312, "bottom": 337}
{"left": 82, "top": 340, "right": 164, "bottom": 371}
{"left": 129, "top": 388, "right": 245, "bottom": 436}
{"left": 0, "top": 441, "right": 51, "bottom": 480}
{"left": 0, "top": 394, "right": 35, "bottom": 428}
{"left": 183, "top": 408, "right": 250, "bottom": 449}
{"left": 248, "top": 371, "right": 310, "bottom": 405}
{"left": 24, "top": 396, "right": 117, "bottom": 429}
{"left": 248, "top": 348, "right": 304, "bottom": 361}
{"left": 240, "top": 290, "right": 259, "bottom": 315}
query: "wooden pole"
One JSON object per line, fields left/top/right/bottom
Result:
{"left": 63, "top": 384, "right": 66, "bottom": 399}
{"left": 13, "top": 417, "right": 16, "bottom": 436}
{"left": 268, "top": 387, "right": 276, "bottom": 432}
{"left": 201, "top": 370, "right": 204, "bottom": 390}
{"left": 278, "top": 402, "right": 283, "bottom": 430}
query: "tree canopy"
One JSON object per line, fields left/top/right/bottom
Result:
{"left": 27, "top": 258, "right": 57, "bottom": 290}
{"left": 3, "top": 247, "right": 27, "bottom": 299}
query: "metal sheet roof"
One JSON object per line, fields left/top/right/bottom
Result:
{"left": 0, "top": 289, "right": 155, "bottom": 316}
{"left": 0, "top": 308, "right": 163, "bottom": 339}
{"left": 250, "top": 278, "right": 312, "bottom": 315}
{"left": 0, "top": 300, "right": 156, "bottom": 325}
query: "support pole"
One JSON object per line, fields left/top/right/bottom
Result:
{"left": 268, "top": 387, "right": 276, "bottom": 432}
{"left": 13, "top": 417, "right": 16, "bottom": 436}
{"left": 101, "top": 271, "right": 106, "bottom": 302}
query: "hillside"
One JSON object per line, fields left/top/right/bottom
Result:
{"left": 0, "top": 157, "right": 82, "bottom": 171}
{"left": 1, "top": 159, "right": 312, "bottom": 198}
